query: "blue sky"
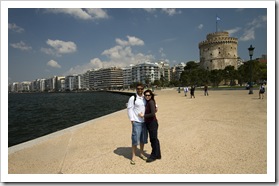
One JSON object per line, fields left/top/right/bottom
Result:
{"left": 7, "top": 5, "right": 268, "bottom": 83}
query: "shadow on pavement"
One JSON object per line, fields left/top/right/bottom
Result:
{"left": 114, "top": 147, "right": 150, "bottom": 160}
{"left": 114, "top": 147, "right": 131, "bottom": 160}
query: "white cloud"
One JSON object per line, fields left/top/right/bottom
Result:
{"left": 225, "top": 27, "right": 241, "bottom": 35}
{"left": 85, "top": 8, "right": 109, "bottom": 20}
{"left": 248, "top": 15, "right": 267, "bottom": 28}
{"left": 64, "top": 36, "right": 154, "bottom": 75}
{"left": 240, "top": 28, "right": 255, "bottom": 41}
{"left": 162, "top": 8, "right": 181, "bottom": 16}
{"left": 115, "top": 36, "right": 144, "bottom": 46}
{"left": 47, "top": 60, "right": 61, "bottom": 68}
{"left": 239, "top": 15, "right": 266, "bottom": 41}
{"left": 144, "top": 8, "right": 181, "bottom": 17}
{"left": 45, "top": 8, "right": 108, "bottom": 21}
{"left": 8, "top": 23, "right": 24, "bottom": 33}
{"left": 41, "top": 39, "right": 77, "bottom": 56}
{"left": 198, "top": 24, "right": 203, "bottom": 30}
{"left": 10, "top": 41, "right": 32, "bottom": 51}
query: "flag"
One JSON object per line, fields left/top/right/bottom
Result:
{"left": 216, "top": 16, "right": 221, "bottom": 21}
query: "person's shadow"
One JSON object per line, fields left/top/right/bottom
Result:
{"left": 113, "top": 147, "right": 131, "bottom": 159}
{"left": 114, "top": 147, "right": 149, "bottom": 160}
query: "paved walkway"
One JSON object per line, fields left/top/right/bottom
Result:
{"left": 8, "top": 89, "right": 268, "bottom": 179}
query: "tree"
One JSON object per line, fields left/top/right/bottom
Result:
{"left": 184, "top": 61, "right": 199, "bottom": 71}
{"left": 198, "top": 68, "right": 210, "bottom": 85}
{"left": 180, "top": 61, "right": 201, "bottom": 86}
{"left": 223, "top": 65, "right": 237, "bottom": 86}
{"left": 153, "top": 80, "right": 161, "bottom": 87}
{"left": 169, "top": 80, "right": 180, "bottom": 87}
{"left": 209, "top": 69, "right": 223, "bottom": 87}
{"left": 236, "top": 65, "right": 246, "bottom": 86}
{"left": 253, "top": 61, "right": 267, "bottom": 83}
{"left": 237, "top": 60, "right": 266, "bottom": 85}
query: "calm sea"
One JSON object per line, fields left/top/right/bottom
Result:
{"left": 8, "top": 92, "right": 130, "bottom": 147}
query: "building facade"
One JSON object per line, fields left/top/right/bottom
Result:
{"left": 89, "top": 67, "right": 123, "bottom": 90}
{"left": 131, "top": 61, "right": 159, "bottom": 85}
{"left": 122, "top": 65, "right": 133, "bottom": 89}
{"left": 171, "top": 62, "right": 186, "bottom": 81}
{"left": 156, "top": 60, "right": 171, "bottom": 82}
{"left": 199, "top": 32, "right": 238, "bottom": 70}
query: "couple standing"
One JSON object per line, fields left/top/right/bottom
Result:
{"left": 127, "top": 83, "right": 161, "bottom": 165}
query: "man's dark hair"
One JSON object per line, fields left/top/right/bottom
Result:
{"left": 136, "top": 82, "right": 144, "bottom": 88}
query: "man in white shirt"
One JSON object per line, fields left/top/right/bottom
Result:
{"left": 127, "top": 83, "right": 148, "bottom": 165}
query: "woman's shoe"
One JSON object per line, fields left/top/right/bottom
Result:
{"left": 139, "top": 155, "right": 147, "bottom": 160}
{"left": 130, "top": 160, "right": 135, "bottom": 165}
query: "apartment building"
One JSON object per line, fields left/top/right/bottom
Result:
{"left": 171, "top": 62, "right": 186, "bottom": 81}
{"left": 156, "top": 60, "right": 171, "bottom": 82}
{"left": 65, "top": 74, "right": 82, "bottom": 91}
{"left": 131, "top": 61, "right": 159, "bottom": 85}
{"left": 122, "top": 65, "right": 133, "bottom": 89}
{"left": 56, "top": 76, "right": 65, "bottom": 91}
{"left": 9, "top": 61, "right": 172, "bottom": 92}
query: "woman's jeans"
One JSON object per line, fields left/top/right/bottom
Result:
{"left": 146, "top": 120, "right": 161, "bottom": 159}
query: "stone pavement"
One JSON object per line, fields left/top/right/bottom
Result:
{"left": 7, "top": 89, "right": 268, "bottom": 180}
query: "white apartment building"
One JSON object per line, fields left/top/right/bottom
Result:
{"left": 10, "top": 82, "right": 19, "bottom": 92}
{"left": 56, "top": 76, "right": 65, "bottom": 91}
{"left": 171, "top": 62, "right": 186, "bottom": 81}
{"left": 122, "top": 65, "right": 133, "bottom": 89}
{"left": 9, "top": 81, "right": 31, "bottom": 92}
{"left": 132, "top": 61, "right": 159, "bottom": 85}
{"left": 65, "top": 75, "right": 81, "bottom": 91}
{"left": 156, "top": 60, "right": 171, "bottom": 82}
{"left": 39, "top": 79, "right": 46, "bottom": 92}
{"left": 45, "top": 76, "right": 57, "bottom": 92}
{"left": 82, "top": 70, "right": 91, "bottom": 90}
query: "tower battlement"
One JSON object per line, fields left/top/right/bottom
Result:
{"left": 198, "top": 32, "right": 238, "bottom": 70}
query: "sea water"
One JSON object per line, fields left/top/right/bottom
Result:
{"left": 8, "top": 92, "right": 130, "bottom": 147}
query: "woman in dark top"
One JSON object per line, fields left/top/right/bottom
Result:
{"left": 140, "top": 89, "right": 161, "bottom": 163}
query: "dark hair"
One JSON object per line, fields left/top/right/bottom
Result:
{"left": 136, "top": 83, "right": 144, "bottom": 88}
{"left": 144, "top": 89, "right": 156, "bottom": 104}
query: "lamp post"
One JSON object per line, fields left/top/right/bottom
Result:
{"left": 248, "top": 44, "right": 255, "bottom": 94}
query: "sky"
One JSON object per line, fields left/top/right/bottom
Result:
{"left": 7, "top": 4, "right": 268, "bottom": 83}
{"left": 1, "top": 1, "right": 276, "bottom": 183}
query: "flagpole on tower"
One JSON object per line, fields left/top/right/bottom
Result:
{"left": 216, "top": 15, "right": 221, "bottom": 32}
{"left": 216, "top": 17, "right": 218, "bottom": 32}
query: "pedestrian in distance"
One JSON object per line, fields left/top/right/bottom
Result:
{"left": 190, "top": 85, "right": 195, "bottom": 98}
{"left": 259, "top": 83, "right": 265, "bottom": 99}
{"left": 184, "top": 86, "right": 189, "bottom": 97}
{"left": 127, "top": 83, "right": 148, "bottom": 165}
{"left": 139, "top": 89, "right": 161, "bottom": 163}
{"left": 204, "top": 84, "right": 209, "bottom": 96}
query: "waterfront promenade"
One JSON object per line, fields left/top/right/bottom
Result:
{"left": 8, "top": 89, "right": 267, "bottom": 175}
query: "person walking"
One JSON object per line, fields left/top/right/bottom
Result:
{"left": 190, "top": 85, "right": 195, "bottom": 98}
{"left": 184, "top": 86, "right": 189, "bottom": 97}
{"left": 259, "top": 83, "right": 265, "bottom": 99}
{"left": 204, "top": 84, "right": 209, "bottom": 96}
{"left": 139, "top": 89, "right": 161, "bottom": 163}
{"left": 127, "top": 83, "right": 148, "bottom": 165}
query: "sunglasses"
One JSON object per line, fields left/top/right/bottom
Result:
{"left": 145, "top": 94, "right": 151, "bottom": 97}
